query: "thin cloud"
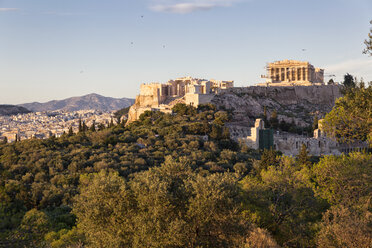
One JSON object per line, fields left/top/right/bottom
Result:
{"left": 150, "top": 0, "right": 238, "bottom": 14}
{"left": 325, "top": 58, "right": 372, "bottom": 81}
{"left": 44, "top": 11, "right": 86, "bottom": 16}
{"left": 0, "top": 8, "right": 18, "bottom": 12}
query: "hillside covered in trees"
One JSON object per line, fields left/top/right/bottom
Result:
{"left": 0, "top": 101, "right": 371, "bottom": 247}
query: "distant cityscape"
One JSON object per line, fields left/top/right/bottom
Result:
{"left": 0, "top": 110, "right": 114, "bottom": 142}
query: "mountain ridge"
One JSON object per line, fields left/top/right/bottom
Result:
{"left": 19, "top": 93, "right": 135, "bottom": 112}
{"left": 0, "top": 105, "right": 31, "bottom": 116}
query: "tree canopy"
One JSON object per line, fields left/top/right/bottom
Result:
{"left": 322, "top": 80, "right": 372, "bottom": 145}
{"left": 363, "top": 20, "right": 372, "bottom": 56}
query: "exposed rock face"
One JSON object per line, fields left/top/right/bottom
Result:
{"left": 212, "top": 85, "right": 342, "bottom": 127}
{"left": 0, "top": 105, "right": 31, "bottom": 116}
{"left": 128, "top": 85, "right": 342, "bottom": 127}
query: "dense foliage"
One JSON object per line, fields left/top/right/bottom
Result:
{"left": 322, "top": 80, "right": 372, "bottom": 145}
{"left": 0, "top": 103, "right": 371, "bottom": 247}
{"left": 363, "top": 20, "right": 372, "bottom": 56}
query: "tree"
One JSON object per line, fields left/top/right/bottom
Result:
{"left": 317, "top": 205, "right": 372, "bottom": 248}
{"left": 269, "top": 110, "right": 279, "bottom": 129}
{"left": 89, "top": 120, "right": 96, "bottom": 132}
{"left": 297, "top": 144, "right": 311, "bottom": 168}
{"left": 254, "top": 149, "right": 280, "bottom": 175}
{"left": 342, "top": 73, "right": 356, "bottom": 89}
{"left": 73, "top": 157, "right": 249, "bottom": 247}
{"left": 109, "top": 118, "right": 114, "bottom": 128}
{"left": 2, "top": 136, "right": 7, "bottom": 144}
{"left": 82, "top": 121, "right": 88, "bottom": 132}
{"left": 322, "top": 83, "right": 372, "bottom": 145}
{"left": 363, "top": 20, "right": 372, "bottom": 56}
{"left": 327, "top": 78, "right": 335, "bottom": 85}
{"left": 68, "top": 126, "right": 74, "bottom": 136}
{"left": 312, "top": 152, "right": 372, "bottom": 207}
{"left": 241, "top": 156, "right": 326, "bottom": 247}
{"left": 73, "top": 170, "right": 135, "bottom": 247}
{"left": 78, "top": 119, "right": 83, "bottom": 133}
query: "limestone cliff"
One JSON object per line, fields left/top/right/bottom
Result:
{"left": 127, "top": 85, "right": 342, "bottom": 126}
{"left": 212, "top": 85, "right": 342, "bottom": 127}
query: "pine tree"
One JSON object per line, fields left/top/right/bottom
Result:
{"left": 82, "top": 121, "right": 88, "bottom": 132}
{"left": 2, "top": 136, "right": 7, "bottom": 144}
{"left": 90, "top": 120, "right": 96, "bottom": 132}
{"left": 270, "top": 110, "right": 279, "bottom": 129}
{"left": 109, "top": 118, "right": 114, "bottom": 128}
{"left": 78, "top": 119, "right": 83, "bottom": 133}
{"left": 68, "top": 126, "right": 74, "bottom": 136}
{"left": 98, "top": 123, "right": 105, "bottom": 131}
{"left": 297, "top": 144, "right": 311, "bottom": 168}
{"left": 363, "top": 20, "right": 372, "bottom": 56}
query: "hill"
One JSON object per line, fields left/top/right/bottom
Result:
{"left": 213, "top": 85, "right": 342, "bottom": 127}
{"left": 0, "top": 105, "right": 31, "bottom": 115}
{"left": 19, "top": 93, "right": 134, "bottom": 112}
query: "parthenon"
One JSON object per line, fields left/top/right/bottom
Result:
{"left": 260, "top": 60, "right": 324, "bottom": 86}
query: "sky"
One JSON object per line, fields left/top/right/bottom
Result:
{"left": 0, "top": 0, "right": 371, "bottom": 104}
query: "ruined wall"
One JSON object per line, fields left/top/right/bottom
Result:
{"left": 274, "top": 135, "right": 340, "bottom": 156}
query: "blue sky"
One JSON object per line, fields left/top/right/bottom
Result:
{"left": 1, "top": 0, "right": 371, "bottom": 104}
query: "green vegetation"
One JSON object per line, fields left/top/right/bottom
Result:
{"left": 322, "top": 78, "right": 372, "bottom": 145}
{"left": 0, "top": 103, "right": 371, "bottom": 247}
{"left": 363, "top": 20, "right": 372, "bottom": 56}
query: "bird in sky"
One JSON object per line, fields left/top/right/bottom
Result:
{"left": 301, "top": 49, "right": 306, "bottom": 51}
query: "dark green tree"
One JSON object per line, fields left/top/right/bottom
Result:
{"left": 68, "top": 126, "right": 74, "bottom": 136}
{"left": 254, "top": 149, "right": 280, "bottom": 175}
{"left": 270, "top": 110, "right": 279, "bottom": 129}
{"left": 343, "top": 73, "right": 356, "bottom": 89}
{"left": 322, "top": 83, "right": 372, "bottom": 145}
{"left": 109, "top": 118, "right": 114, "bottom": 128}
{"left": 363, "top": 20, "right": 372, "bottom": 56}
{"left": 297, "top": 144, "right": 311, "bottom": 168}
{"left": 89, "top": 120, "right": 96, "bottom": 132}
{"left": 82, "top": 121, "right": 88, "bottom": 132}
{"left": 78, "top": 119, "right": 83, "bottom": 133}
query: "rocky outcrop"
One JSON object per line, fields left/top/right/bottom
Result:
{"left": 127, "top": 85, "right": 342, "bottom": 126}
{"left": 212, "top": 85, "right": 342, "bottom": 127}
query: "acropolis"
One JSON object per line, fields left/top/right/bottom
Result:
{"left": 258, "top": 60, "right": 325, "bottom": 86}
{"left": 127, "top": 77, "right": 234, "bottom": 123}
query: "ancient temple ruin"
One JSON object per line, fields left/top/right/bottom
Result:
{"left": 258, "top": 60, "right": 324, "bottom": 86}
{"left": 127, "top": 77, "right": 234, "bottom": 123}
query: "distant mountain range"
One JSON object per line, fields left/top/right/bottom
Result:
{"left": 0, "top": 105, "right": 31, "bottom": 116}
{"left": 19, "top": 93, "right": 135, "bottom": 112}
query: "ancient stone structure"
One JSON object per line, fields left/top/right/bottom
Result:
{"left": 127, "top": 77, "right": 233, "bottom": 123}
{"left": 237, "top": 119, "right": 273, "bottom": 150}
{"left": 236, "top": 118, "right": 368, "bottom": 156}
{"left": 258, "top": 60, "right": 324, "bottom": 86}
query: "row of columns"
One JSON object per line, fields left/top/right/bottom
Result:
{"left": 270, "top": 67, "right": 312, "bottom": 82}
